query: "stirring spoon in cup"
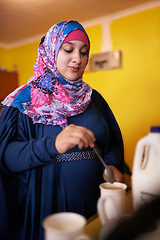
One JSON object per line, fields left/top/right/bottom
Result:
{"left": 93, "top": 144, "right": 115, "bottom": 183}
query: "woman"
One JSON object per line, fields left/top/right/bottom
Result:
{"left": 0, "top": 20, "right": 124, "bottom": 240}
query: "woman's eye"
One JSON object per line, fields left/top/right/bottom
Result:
{"left": 81, "top": 51, "right": 88, "bottom": 56}
{"left": 64, "top": 49, "right": 73, "bottom": 53}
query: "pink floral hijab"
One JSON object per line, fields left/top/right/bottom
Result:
{"left": 2, "top": 20, "right": 92, "bottom": 128}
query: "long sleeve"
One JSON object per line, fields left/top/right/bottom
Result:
{"left": 104, "top": 126, "right": 124, "bottom": 172}
{"left": 92, "top": 90, "right": 124, "bottom": 173}
{"left": 0, "top": 106, "right": 59, "bottom": 174}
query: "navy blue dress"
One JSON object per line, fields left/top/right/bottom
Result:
{"left": 0, "top": 90, "right": 124, "bottom": 240}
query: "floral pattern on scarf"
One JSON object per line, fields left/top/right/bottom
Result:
{"left": 2, "top": 20, "right": 92, "bottom": 128}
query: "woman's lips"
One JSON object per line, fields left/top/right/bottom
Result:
{"left": 69, "top": 66, "right": 80, "bottom": 72}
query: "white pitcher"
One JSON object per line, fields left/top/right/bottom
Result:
{"left": 132, "top": 126, "right": 160, "bottom": 211}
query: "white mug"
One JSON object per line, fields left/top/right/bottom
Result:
{"left": 97, "top": 182, "right": 127, "bottom": 225}
{"left": 42, "top": 212, "right": 92, "bottom": 240}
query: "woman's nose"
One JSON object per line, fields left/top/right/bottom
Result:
{"left": 72, "top": 51, "right": 81, "bottom": 63}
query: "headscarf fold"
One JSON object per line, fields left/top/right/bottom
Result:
{"left": 2, "top": 20, "right": 92, "bottom": 128}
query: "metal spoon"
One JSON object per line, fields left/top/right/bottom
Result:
{"left": 93, "top": 144, "right": 115, "bottom": 183}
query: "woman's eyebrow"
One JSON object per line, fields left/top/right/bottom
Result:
{"left": 63, "top": 42, "right": 73, "bottom": 45}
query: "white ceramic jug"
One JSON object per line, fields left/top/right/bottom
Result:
{"left": 132, "top": 126, "right": 160, "bottom": 211}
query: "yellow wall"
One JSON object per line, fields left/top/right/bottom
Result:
{"left": 0, "top": 47, "right": 10, "bottom": 69}
{"left": 84, "top": 7, "right": 160, "bottom": 169}
{"left": 0, "top": 7, "right": 160, "bottom": 170}
{"left": 11, "top": 41, "right": 39, "bottom": 86}
{"left": 0, "top": 41, "right": 39, "bottom": 86}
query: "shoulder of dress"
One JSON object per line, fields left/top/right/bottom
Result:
{"left": 0, "top": 106, "right": 23, "bottom": 125}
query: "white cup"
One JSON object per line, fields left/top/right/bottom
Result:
{"left": 42, "top": 212, "right": 92, "bottom": 240}
{"left": 97, "top": 182, "right": 127, "bottom": 225}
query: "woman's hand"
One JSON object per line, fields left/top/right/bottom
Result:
{"left": 55, "top": 124, "right": 96, "bottom": 154}
{"left": 103, "top": 166, "right": 124, "bottom": 183}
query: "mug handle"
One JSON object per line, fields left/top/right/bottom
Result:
{"left": 97, "top": 197, "right": 122, "bottom": 225}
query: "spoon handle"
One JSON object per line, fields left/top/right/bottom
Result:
{"left": 93, "top": 144, "right": 115, "bottom": 183}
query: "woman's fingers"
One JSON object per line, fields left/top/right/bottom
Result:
{"left": 71, "top": 125, "right": 95, "bottom": 147}
{"left": 103, "top": 166, "right": 124, "bottom": 183}
{"left": 55, "top": 124, "right": 95, "bottom": 154}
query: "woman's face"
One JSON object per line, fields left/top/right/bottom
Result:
{"left": 56, "top": 40, "right": 89, "bottom": 81}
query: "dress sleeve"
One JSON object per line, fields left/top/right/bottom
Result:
{"left": 92, "top": 90, "right": 124, "bottom": 173}
{"left": 104, "top": 126, "right": 124, "bottom": 173}
{"left": 0, "top": 106, "right": 59, "bottom": 174}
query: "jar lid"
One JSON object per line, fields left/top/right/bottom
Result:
{"left": 150, "top": 126, "right": 160, "bottom": 132}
